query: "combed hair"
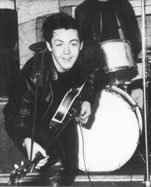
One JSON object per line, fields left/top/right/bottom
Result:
{"left": 42, "top": 12, "right": 83, "bottom": 43}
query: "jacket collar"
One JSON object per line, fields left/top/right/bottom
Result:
{"left": 42, "top": 49, "right": 58, "bottom": 80}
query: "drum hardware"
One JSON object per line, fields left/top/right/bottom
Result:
{"left": 147, "top": 47, "right": 151, "bottom": 55}
{"left": 147, "top": 46, "right": 151, "bottom": 50}
{"left": 116, "top": 81, "right": 131, "bottom": 93}
{"left": 132, "top": 58, "right": 151, "bottom": 83}
{"left": 135, "top": 57, "right": 150, "bottom": 64}
{"left": 141, "top": 0, "right": 150, "bottom": 186}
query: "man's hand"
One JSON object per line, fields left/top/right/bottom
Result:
{"left": 23, "top": 138, "right": 49, "bottom": 169}
{"left": 79, "top": 101, "right": 91, "bottom": 124}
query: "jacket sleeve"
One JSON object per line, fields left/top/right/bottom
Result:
{"left": 4, "top": 59, "right": 38, "bottom": 148}
{"left": 78, "top": 42, "right": 107, "bottom": 105}
{"left": 80, "top": 66, "right": 107, "bottom": 106}
{"left": 116, "top": 0, "right": 142, "bottom": 58}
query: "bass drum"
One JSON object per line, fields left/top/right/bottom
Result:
{"left": 77, "top": 86, "right": 142, "bottom": 172}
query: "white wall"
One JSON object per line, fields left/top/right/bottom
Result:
{"left": 0, "top": 0, "right": 15, "bottom": 9}
{"left": 16, "top": 0, "right": 59, "bottom": 68}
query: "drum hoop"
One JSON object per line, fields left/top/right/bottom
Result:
{"left": 105, "top": 66, "right": 137, "bottom": 73}
{"left": 100, "top": 39, "right": 132, "bottom": 47}
{"left": 106, "top": 86, "right": 143, "bottom": 133}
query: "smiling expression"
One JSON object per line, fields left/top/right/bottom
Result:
{"left": 46, "top": 29, "right": 83, "bottom": 73}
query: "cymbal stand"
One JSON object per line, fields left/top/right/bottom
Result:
{"left": 141, "top": 0, "right": 150, "bottom": 186}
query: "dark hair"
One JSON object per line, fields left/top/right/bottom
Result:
{"left": 42, "top": 12, "right": 83, "bottom": 43}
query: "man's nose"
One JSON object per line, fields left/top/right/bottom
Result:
{"left": 64, "top": 45, "right": 70, "bottom": 54}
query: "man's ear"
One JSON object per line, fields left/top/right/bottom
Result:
{"left": 46, "top": 41, "right": 52, "bottom": 52}
{"left": 80, "top": 41, "right": 84, "bottom": 50}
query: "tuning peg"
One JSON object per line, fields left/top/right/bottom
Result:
{"left": 14, "top": 164, "right": 19, "bottom": 169}
{"left": 21, "top": 161, "right": 24, "bottom": 166}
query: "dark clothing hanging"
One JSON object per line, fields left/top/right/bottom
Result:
{"left": 75, "top": 0, "right": 142, "bottom": 59}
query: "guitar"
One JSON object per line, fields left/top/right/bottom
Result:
{"left": 49, "top": 82, "right": 85, "bottom": 127}
{"left": 8, "top": 83, "right": 86, "bottom": 185}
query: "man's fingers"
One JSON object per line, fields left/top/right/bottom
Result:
{"left": 35, "top": 156, "right": 49, "bottom": 169}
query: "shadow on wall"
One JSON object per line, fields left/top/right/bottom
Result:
{"left": 0, "top": 103, "right": 27, "bottom": 174}
{"left": 0, "top": 9, "right": 20, "bottom": 97}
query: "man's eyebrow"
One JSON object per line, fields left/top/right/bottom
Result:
{"left": 54, "top": 39, "right": 79, "bottom": 43}
{"left": 54, "top": 39, "right": 63, "bottom": 42}
{"left": 70, "top": 39, "right": 79, "bottom": 42}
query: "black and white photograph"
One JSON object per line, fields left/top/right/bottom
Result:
{"left": 0, "top": 0, "right": 151, "bottom": 186}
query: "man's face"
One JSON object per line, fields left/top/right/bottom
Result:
{"left": 46, "top": 29, "right": 83, "bottom": 72}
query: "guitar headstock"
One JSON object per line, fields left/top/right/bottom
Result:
{"left": 9, "top": 168, "right": 21, "bottom": 185}
{"left": 8, "top": 152, "right": 43, "bottom": 185}
{"left": 8, "top": 162, "right": 33, "bottom": 185}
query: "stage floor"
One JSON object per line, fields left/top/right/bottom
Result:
{"left": 0, "top": 148, "right": 151, "bottom": 186}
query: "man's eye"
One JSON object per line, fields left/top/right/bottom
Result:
{"left": 56, "top": 43, "right": 62, "bottom": 47}
{"left": 71, "top": 43, "right": 78, "bottom": 46}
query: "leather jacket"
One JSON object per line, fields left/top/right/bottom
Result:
{"left": 4, "top": 48, "right": 101, "bottom": 150}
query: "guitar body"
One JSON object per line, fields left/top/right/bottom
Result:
{"left": 49, "top": 84, "right": 84, "bottom": 128}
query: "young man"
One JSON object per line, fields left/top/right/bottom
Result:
{"left": 4, "top": 13, "right": 101, "bottom": 186}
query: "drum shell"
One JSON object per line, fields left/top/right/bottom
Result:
{"left": 100, "top": 39, "right": 138, "bottom": 84}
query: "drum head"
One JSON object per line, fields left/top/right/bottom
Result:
{"left": 77, "top": 86, "right": 142, "bottom": 172}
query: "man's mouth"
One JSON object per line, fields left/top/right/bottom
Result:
{"left": 63, "top": 57, "right": 72, "bottom": 61}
